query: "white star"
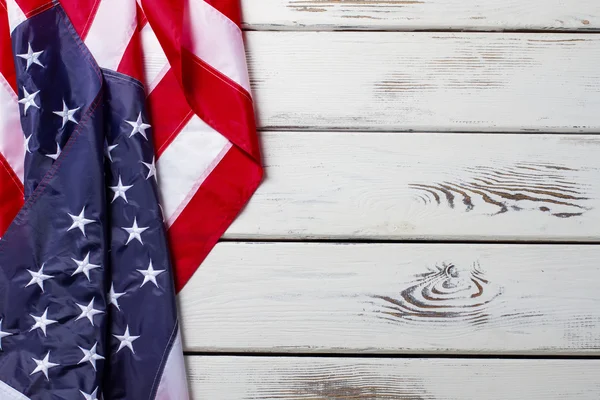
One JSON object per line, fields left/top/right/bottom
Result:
{"left": 26, "top": 263, "right": 53, "bottom": 292}
{"left": 141, "top": 156, "right": 157, "bottom": 181}
{"left": 106, "top": 143, "right": 118, "bottom": 162}
{"left": 109, "top": 176, "right": 133, "bottom": 203}
{"left": 24, "top": 134, "right": 32, "bottom": 153}
{"left": 53, "top": 100, "right": 80, "bottom": 128}
{"left": 75, "top": 298, "right": 104, "bottom": 326}
{"left": 0, "top": 319, "right": 13, "bottom": 350}
{"left": 137, "top": 259, "right": 165, "bottom": 288}
{"left": 78, "top": 343, "right": 104, "bottom": 371}
{"left": 30, "top": 308, "right": 58, "bottom": 337}
{"left": 125, "top": 112, "right": 151, "bottom": 140}
{"left": 122, "top": 217, "right": 149, "bottom": 245}
{"left": 18, "top": 87, "right": 40, "bottom": 116}
{"left": 80, "top": 388, "right": 99, "bottom": 400}
{"left": 67, "top": 207, "right": 95, "bottom": 236}
{"left": 108, "top": 284, "right": 125, "bottom": 311}
{"left": 113, "top": 325, "right": 140, "bottom": 354}
{"left": 31, "top": 352, "right": 59, "bottom": 380}
{"left": 45, "top": 142, "right": 61, "bottom": 161}
{"left": 71, "top": 252, "right": 101, "bottom": 281}
{"left": 16, "top": 43, "right": 44, "bottom": 71}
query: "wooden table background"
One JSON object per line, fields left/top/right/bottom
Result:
{"left": 179, "top": 1, "right": 600, "bottom": 398}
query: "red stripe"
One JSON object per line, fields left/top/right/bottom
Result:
{"left": 140, "top": 0, "right": 183, "bottom": 75}
{"left": 0, "top": 153, "right": 23, "bottom": 236}
{"left": 168, "top": 145, "right": 262, "bottom": 292}
{"left": 0, "top": 1, "right": 21, "bottom": 235}
{"left": 14, "top": 0, "right": 52, "bottom": 17}
{"left": 202, "top": 0, "right": 241, "bottom": 27}
{"left": 117, "top": 25, "right": 145, "bottom": 84}
{"left": 0, "top": 0, "right": 17, "bottom": 92}
{"left": 146, "top": 69, "right": 193, "bottom": 157}
{"left": 59, "top": 0, "right": 101, "bottom": 39}
{"left": 136, "top": 3, "right": 147, "bottom": 28}
{"left": 182, "top": 48, "right": 260, "bottom": 162}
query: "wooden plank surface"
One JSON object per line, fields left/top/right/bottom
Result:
{"left": 187, "top": 356, "right": 600, "bottom": 399}
{"left": 179, "top": 242, "right": 600, "bottom": 354}
{"left": 225, "top": 132, "right": 600, "bottom": 241}
{"left": 245, "top": 32, "right": 600, "bottom": 132}
{"left": 241, "top": 0, "right": 600, "bottom": 31}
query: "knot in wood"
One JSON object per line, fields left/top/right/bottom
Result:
{"left": 375, "top": 261, "right": 502, "bottom": 323}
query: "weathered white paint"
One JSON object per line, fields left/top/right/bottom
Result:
{"left": 245, "top": 32, "right": 600, "bottom": 132}
{"left": 187, "top": 356, "right": 600, "bottom": 399}
{"left": 241, "top": 0, "right": 600, "bottom": 31}
{"left": 181, "top": 7, "right": 600, "bottom": 393}
{"left": 224, "top": 132, "right": 600, "bottom": 241}
{"left": 179, "top": 242, "right": 600, "bottom": 354}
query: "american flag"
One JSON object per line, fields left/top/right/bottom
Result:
{"left": 0, "top": 0, "right": 261, "bottom": 398}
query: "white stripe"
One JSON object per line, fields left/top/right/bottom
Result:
{"left": 154, "top": 330, "right": 190, "bottom": 400}
{"left": 157, "top": 115, "right": 230, "bottom": 227}
{"left": 140, "top": 23, "right": 170, "bottom": 93}
{"left": 0, "top": 380, "right": 29, "bottom": 400}
{"left": 182, "top": 0, "right": 251, "bottom": 93}
{"left": 4, "top": 0, "right": 26, "bottom": 33}
{"left": 0, "top": 74, "right": 24, "bottom": 182}
{"left": 84, "top": 0, "right": 137, "bottom": 70}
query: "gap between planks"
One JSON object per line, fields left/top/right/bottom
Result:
{"left": 242, "top": 27, "right": 600, "bottom": 33}
{"left": 256, "top": 128, "right": 600, "bottom": 134}
{"left": 184, "top": 351, "right": 600, "bottom": 360}
{"left": 219, "top": 238, "right": 600, "bottom": 245}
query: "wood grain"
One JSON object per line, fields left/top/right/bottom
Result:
{"left": 224, "top": 132, "right": 600, "bottom": 241}
{"left": 410, "top": 163, "right": 590, "bottom": 218}
{"left": 241, "top": 0, "right": 600, "bottom": 31}
{"left": 245, "top": 32, "right": 600, "bottom": 132}
{"left": 179, "top": 242, "right": 600, "bottom": 354}
{"left": 187, "top": 356, "right": 600, "bottom": 399}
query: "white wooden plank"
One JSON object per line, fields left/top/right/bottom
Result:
{"left": 225, "top": 132, "right": 600, "bottom": 241}
{"left": 241, "top": 0, "right": 600, "bottom": 31}
{"left": 179, "top": 242, "right": 600, "bottom": 354}
{"left": 245, "top": 32, "right": 600, "bottom": 132}
{"left": 187, "top": 356, "right": 600, "bottom": 399}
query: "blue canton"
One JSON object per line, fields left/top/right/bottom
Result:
{"left": 0, "top": 4, "right": 181, "bottom": 400}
